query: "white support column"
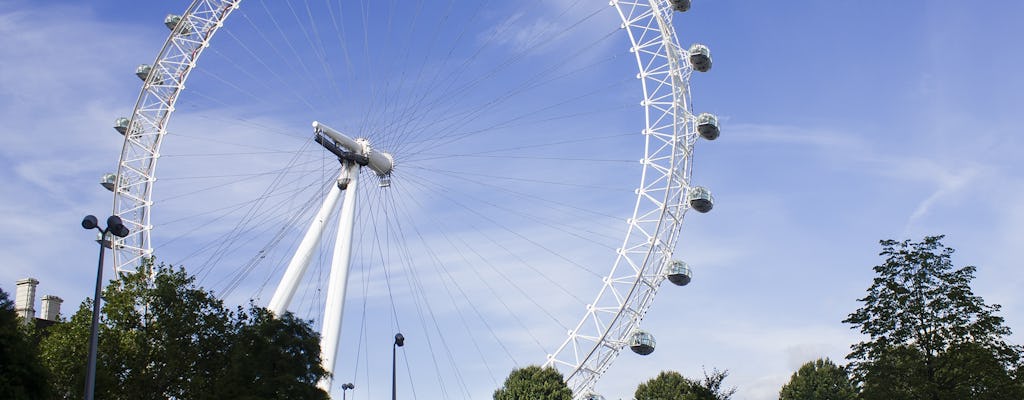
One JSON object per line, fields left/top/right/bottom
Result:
{"left": 318, "top": 162, "right": 361, "bottom": 392}
{"left": 268, "top": 172, "right": 346, "bottom": 315}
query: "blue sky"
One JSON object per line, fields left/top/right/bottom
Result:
{"left": 2, "top": 1, "right": 1024, "bottom": 399}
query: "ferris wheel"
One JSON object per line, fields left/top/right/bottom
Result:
{"left": 105, "top": 0, "right": 721, "bottom": 398}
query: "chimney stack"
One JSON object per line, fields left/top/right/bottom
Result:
{"left": 40, "top": 295, "right": 63, "bottom": 321}
{"left": 15, "top": 278, "right": 39, "bottom": 322}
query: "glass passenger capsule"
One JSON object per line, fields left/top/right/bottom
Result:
{"left": 100, "top": 173, "right": 118, "bottom": 192}
{"left": 666, "top": 260, "right": 692, "bottom": 286}
{"left": 688, "top": 186, "right": 714, "bottom": 213}
{"left": 629, "top": 330, "right": 656, "bottom": 356}
{"left": 164, "top": 14, "right": 193, "bottom": 34}
{"left": 135, "top": 64, "right": 163, "bottom": 85}
{"left": 670, "top": 0, "right": 691, "bottom": 12}
{"left": 114, "top": 117, "right": 130, "bottom": 135}
{"left": 689, "top": 44, "right": 712, "bottom": 72}
{"left": 697, "top": 112, "right": 720, "bottom": 140}
{"left": 583, "top": 393, "right": 606, "bottom": 400}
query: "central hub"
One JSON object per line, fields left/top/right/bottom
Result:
{"left": 312, "top": 121, "right": 394, "bottom": 177}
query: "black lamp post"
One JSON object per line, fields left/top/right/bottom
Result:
{"left": 80, "top": 215, "right": 129, "bottom": 400}
{"left": 392, "top": 332, "right": 405, "bottom": 400}
{"left": 341, "top": 382, "right": 354, "bottom": 400}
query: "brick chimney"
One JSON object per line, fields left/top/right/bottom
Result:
{"left": 15, "top": 277, "right": 39, "bottom": 322}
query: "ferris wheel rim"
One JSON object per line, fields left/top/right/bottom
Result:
{"left": 543, "top": 0, "right": 697, "bottom": 396}
{"left": 108, "top": 1, "right": 698, "bottom": 398}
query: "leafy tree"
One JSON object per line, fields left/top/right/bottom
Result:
{"left": 0, "top": 287, "right": 51, "bottom": 399}
{"left": 843, "top": 236, "right": 1023, "bottom": 399}
{"left": 493, "top": 365, "right": 572, "bottom": 400}
{"left": 934, "top": 341, "right": 1023, "bottom": 400}
{"left": 39, "top": 262, "right": 328, "bottom": 400}
{"left": 635, "top": 369, "right": 735, "bottom": 400}
{"left": 778, "top": 358, "right": 855, "bottom": 400}
{"left": 635, "top": 371, "right": 691, "bottom": 400}
{"left": 210, "top": 306, "right": 328, "bottom": 400}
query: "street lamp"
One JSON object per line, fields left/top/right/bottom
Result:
{"left": 80, "top": 215, "right": 129, "bottom": 400}
{"left": 341, "top": 383, "right": 354, "bottom": 400}
{"left": 392, "top": 333, "right": 405, "bottom": 400}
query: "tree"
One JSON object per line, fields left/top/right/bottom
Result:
{"left": 210, "top": 306, "right": 328, "bottom": 400}
{"left": 493, "top": 365, "right": 572, "bottom": 400}
{"left": 778, "top": 358, "right": 855, "bottom": 400}
{"left": 843, "top": 236, "right": 1023, "bottom": 399}
{"left": 0, "top": 287, "right": 51, "bottom": 399}
{"left": 635, "top": 371, "right": 691, "bottom": 400}
{"left": 38, "top": 262, "right": 328, "bottom": 400}
{"left": 635, "top": 369, "right": 735, "bottom": 400}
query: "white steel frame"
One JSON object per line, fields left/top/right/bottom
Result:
{"left": 112, "top": 0, "right": 241, "bottom": 272}
{"left": 110, "top": 0, "right": 701, "bottom": 397}
{"left": 543, "top": 1, "right": 699, "bottom": 397}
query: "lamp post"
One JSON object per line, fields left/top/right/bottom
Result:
{"left": 341, "top": 383, "right": 354, "bottom": 400}
{"left": 80, "top": 215, "right": 129, "bottom": 400}
{"left": 392, "top": 333, "right": 405, "bottom": 400}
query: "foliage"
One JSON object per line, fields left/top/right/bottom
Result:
{"left": 635, "top": 371, "right": 691, "bottom": 400}
{"left": 635, "top": 369, "right": 735, "bottom": 400}
{"left": 493, "top": 365, "right": 572, "bottom": 400}
{"left": 843, "top": 235, "right": 1024, "bottom": 399}
{"left": 0, "top": 287, "right": 51, "bottom": 399}
{"left": 210, "top": 306, "right": 328, "bottom": 399}
{"left": 38, "top": 262, "right": 328, "bottom": 400}
{"left": 778, "top": 358, "right": 855, "bottom": 400}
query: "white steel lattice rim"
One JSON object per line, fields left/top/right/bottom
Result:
{"left": 543, "top": 0, "right": 699, "bottom": 397}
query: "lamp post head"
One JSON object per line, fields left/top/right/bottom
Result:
{"left": 394, "top": 333, "right": 405, "bottom": 347}
{"left": 82, "top": 215, "right": 98, "bottom": 230}
{"left": 342, "top": 383, "right": 355, "bottom": 390}
{"left": 103, "top": 215, "right": 130, "bottom": 238}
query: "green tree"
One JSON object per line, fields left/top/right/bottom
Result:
{"left": 210, "top": 306, "right": 328, "bottom": 400}
{"left": 39, "top": 262, "right": 328, "bottom": 400}
{"left": 0, "top": 287, "right": 51, "bottom": 399}
{"left": 843, "top": 236, "right": 1023, "bottom": 399}
{"left": 493, "top": 365, "right": 572, "bottom": 400}
{"left": 636, "top": 371, "right": 691, "bottom": 400}
{"left": 635, "top": 369, "right": 735, "bottom": 400}
{"left": 778, "top": 358, "right": 855, "bottom": 400}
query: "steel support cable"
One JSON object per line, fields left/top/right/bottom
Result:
{"left": 402, "top": 76, "right": 632, "bottom": 159}
{"left": 394, "top": 176, "right": 566, "bottom": 346}
{"left": 381, "top": 184, "right": 499, "bottom": 399}
{"left": 383, "top": 181, "right": 524, "bottom": 364}
{"left": 416, "top": 168, "right": 623, "bottom": 245}
{"left": 394, "top": 5, "right": 607, "bottom": 150}
{"left": 394, "top": 30, "right": 622, "bottom": 156}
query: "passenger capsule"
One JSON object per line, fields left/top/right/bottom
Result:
{"left": 114, "top": 117, "right": 130, "bottom": 135}
{"left": 689, "top": 44, "right": 712, "bottom": 72}
{"left": 583, "top": 393, "right": 607, "bottom": 400}
{"left": 101, "top": 173, "right": 118, "bottom": 192}
{"left": 630, "top": 330, "right": 656, "bottom": 356}
{"left": 135, "top": 64, "right": 163, "bottom": 85}
{"left": 670, "top": 0, "right": 691, "bottom": 12}
{"left": 164, "top": 14, "right": 193, "bottom": 34}
{"left": 666, "top": 260, "right": 692, "bottom": 286}
{"left": 688, "top": 186, "right": 714, "bottom": 213}
{"left": 135, "top": 64, "right": 153, "bottom": 81}
{"left": 697, "top": 112, "right": 720, "bottom": 140}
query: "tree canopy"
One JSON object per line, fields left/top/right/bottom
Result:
{"left": 634, "top": 369, "right": 735, "bottom": 400}
{"left": 843, "top": 236, "right": 1024, "bottom": 399}
{"left": 0, "top": 287, "right": 50, "bottom": 400}
{"left": 493, "top": 365, "right": 572, "bottom": 400}
{"left": 778, "top": 358, "right": 855, "bottom": 400}
{"left": 38, "top": 262, "right": 328, "bottom": 400}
